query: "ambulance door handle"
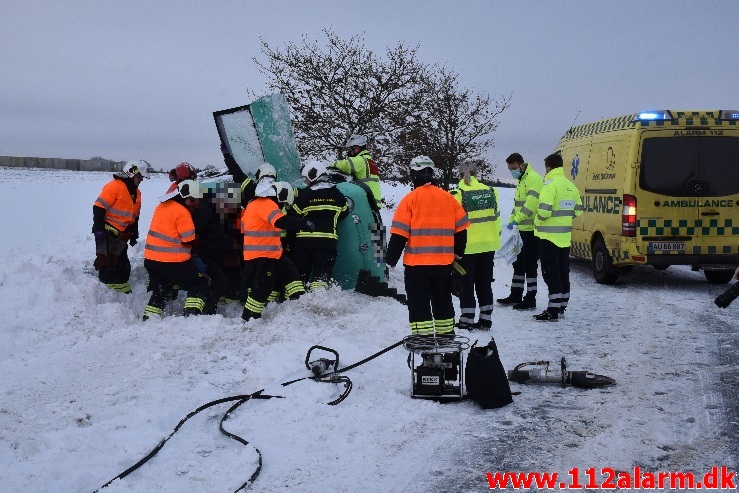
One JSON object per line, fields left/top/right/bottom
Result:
{"left": 701, "top": 211, "right": 720, "bottom": 216}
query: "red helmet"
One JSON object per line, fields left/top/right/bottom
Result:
{"left": 169, "top": 162, "right": 197, "bottom": 182}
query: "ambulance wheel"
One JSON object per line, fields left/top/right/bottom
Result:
{"left": 704, "top": 270, "right": 733, "bottom": 284}
{"left": 592, "top": 237, "right": 618, "bottom": 284}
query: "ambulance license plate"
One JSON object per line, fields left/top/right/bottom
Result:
{"left": 650, "top": 242, "right": 685, "bottom": 252}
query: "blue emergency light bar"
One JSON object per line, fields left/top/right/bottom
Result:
{"left": 633, "top": 110, "right": 674, "bottom": 122}
{"left": 719, "top": 110, "right": 739, "bottom": 120}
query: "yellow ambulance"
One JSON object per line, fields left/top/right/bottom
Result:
{"left": 554, "top": 110, "right": 739, "bottom": 284}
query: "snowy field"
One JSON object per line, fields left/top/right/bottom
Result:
{"left": 0, "top": 167, "right": 737, "bottom": 492}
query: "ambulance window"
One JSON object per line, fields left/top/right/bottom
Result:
{"left": 640, "top": 137, "right": 739, "bottom": 197}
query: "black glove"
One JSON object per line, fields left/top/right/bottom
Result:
{"left": 305, "top": 220, "right": 316, "bottom": 232}
{"left": 129, "top": 238, "right": 137, "bottom": 247}
{"left": 449, "top": 260, "right": 467, "bottom": 298}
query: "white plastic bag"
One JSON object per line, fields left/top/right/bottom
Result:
{"left": 495, "top": 224, "right": 523, "bottom": 264}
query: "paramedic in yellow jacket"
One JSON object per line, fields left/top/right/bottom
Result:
{"left": 497, "top": 153, "right": 543, "bottom": 310}
{"left": 533, "top": 153, "right": 583, "bottom": 321}
{"left": 450, "top": 162, "right": 501, "bottom": 330}
{"left": 329, "top": 134, "right": 382, "bottom": 209}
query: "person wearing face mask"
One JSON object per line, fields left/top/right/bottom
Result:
{"left": 497, "top": 153, "right": 543, "bottom": 310}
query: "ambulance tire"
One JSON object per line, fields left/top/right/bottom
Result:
{"left": 704, "top": 269, "right": 734, "bottom": 284}
{"left": 592, "top": 237, "right": 619, "bottom": 285}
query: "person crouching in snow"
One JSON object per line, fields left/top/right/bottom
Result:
{"left": 142, "top": 180, "right": 209, "bottom": 320}
{"left": 240, "top": 181, "right": 315, "bottom": 322}
{"left": 165, "top": 162, "right": 198, "bottom": 194}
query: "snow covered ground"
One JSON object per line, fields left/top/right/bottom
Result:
{"left": 0, "top": 167, "right": 737, "bottom": 492}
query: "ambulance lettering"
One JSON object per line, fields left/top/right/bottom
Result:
{"left": 583, "top": 195, "right": 622, "bottom": 214}
{"left": 660, "top": 200, "right": 735, "bottom": 208}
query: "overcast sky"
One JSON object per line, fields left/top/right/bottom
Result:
{"left": 2, "top": 1, "right": 737, "bottom": 178}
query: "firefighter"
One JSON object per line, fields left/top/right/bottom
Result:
{"left": 386, "top": 156, "right": 470, "bottom": 336}
{"left": 240, "top": 181, "right": 315, "bottom": 322}
{"left": 329, "top": 134, "right": 382, "bottom": 210}
{"left": 288, "top": 160, "right": 349, "bottom": 291}
{"left": 450, "top": 161, "right": 501, "bottom": 330}
{"left": 533, "top": 153, "right": 583, "bottom": 321}
{"left": 165, "top": 162, "right": 197, "bottom": 194}
{"left": 92, "top": 160, "right": 145, "bottom": 293}
{"left": 142, "top": 180, "right": 209, "bottom": 320}
{"left": 497, "top": 153, "right": 543, "bottom": 310}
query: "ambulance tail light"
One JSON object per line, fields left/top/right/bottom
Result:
{"left": 622, "top": 194, "right": 637, "bottom": 237}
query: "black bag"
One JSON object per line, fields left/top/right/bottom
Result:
{"left": 465, "top": 338, "right": 513, "bottom": 409}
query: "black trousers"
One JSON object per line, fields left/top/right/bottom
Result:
{"left": 404, "top": 266, "right": 455, "bottom": 335}
{"left": 458, "top": 251, "right": 495, "bottom": 327}
{"left": 144, "top": 258, "right": 209, "bottom": 316}
{"left": 539, "top": 239, "right": 570, "bottom": 312}
{"left": 242, "top": 256, "right": 305, "bottom": 316}
{"left": 98, "top": 232, "right": 131, "bottom": 291}
{"left": 511, "top": 230, "right": 540, "bottom": 298}
{"left": 289, "top": 245, "right": 337, "bottom": 290}
{"left": 202, "top": 259, "right": 229, "bottom": 315}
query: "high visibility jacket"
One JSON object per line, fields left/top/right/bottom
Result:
{"left": 290, "top": 183, "right": 348, "bottom": 250}
{"left": 331, "top": 150, "right": 382, "bottom": 208}
{"left": 451, "top": 177, "right": 501, "bottom": 254}
{"left": 94, "top": 178, "right": 141, "bottom": 233}
{"left": 241, "top": 197, "right": 285, "bottom": 260}
{"left": 534, "top": 167, "right": 583, "bottom": 248}
{"left": 144, "top": 200, "right": 196, "bottom": 262}
{"left": 510, "top": 165, "right": 543, "bottom": 232}
{"left": 390, "top": 183, "right": 469, "bottom": 266}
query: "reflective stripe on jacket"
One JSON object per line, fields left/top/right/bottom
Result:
{"left": 511, "top": 165, "right": 543, "bottom": 232}
{"left": 331, "top": 150, "right": 382, "bottom": 208}
{"left": 144, "top": 200, "right": 195, "bottom": 262}
{"left": 390, "top": 183, "right": 469, "bottom": 266}
{"left": 534, "top": 167, "right": 583, "bottom": 248}
{"left": 94, "top": 178, "right": 141, "bottom": 232}
{"left": 451, "top": 177, "right": 501, "bottom": 254}
{"left": 241, "top": 197, "right": 285, "bottom": 260}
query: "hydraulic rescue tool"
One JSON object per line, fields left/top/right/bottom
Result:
{"left": 507, "top": 357, "right": 616, "bottom": 389}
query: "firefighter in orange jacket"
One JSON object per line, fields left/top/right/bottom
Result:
{"left": 143, "top": 180, "right": 209, "bottom": 320}
{"left": 92, "top": 161, "right": 144, "bottom": 293}
{"left": 385, "top": 156, "right": 470, "bottom": 336}
{"left": 240, "top": 181, "right": 314, "bottom": 322}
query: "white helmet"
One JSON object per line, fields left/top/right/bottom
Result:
{"left": 345, "top": 134, "right": 367, "bottom": 148}
{"left": 272, "top": 181, "right": 295, "bottom": 206}
{"left": 117, "top": 160, "right": 147, "bottom": 179}
{"left": 255, "top": 163, "right": 277, "bottom": 181}
{"left": 410, "top": 155, "right": 436, "bottom": 173}
{"left": 177, "top": 179, "right": 202, "bottom": 199}
{"left": 301, "top": 160, "right": 329, "bottom": 184}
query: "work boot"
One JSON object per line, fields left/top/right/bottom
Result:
{"left": 473, "top": 321, "right": 492, "bottom": 331}
{"left": 559, "top": 308, "right": 566, "bottom": 319}
{"left": 533, "top": 309, "right": 559, "bottom": 322}
{"left": 496, "top": 293, "right": 522, "bottom": 305}
{"left": 513, "top": 297, "right": 536, "bottom": 310}
{"left": 455, "top": 320, "right": 476, "bottom": 331}
{"left": 241, "top": 308, "right": 261, "bottom": 322}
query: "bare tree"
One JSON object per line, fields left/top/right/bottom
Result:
{"left": 388, "top": 68, "right": 511, "bottom": 189}
{"left": 253, "top": 29, "right": 426, "bottom": 160}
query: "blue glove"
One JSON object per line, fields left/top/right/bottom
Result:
{"left": 506, "top": 221, "right": 517, "bottom": 230}
{"left": 94, "top": 230, "right": 106, "bottom": 245}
